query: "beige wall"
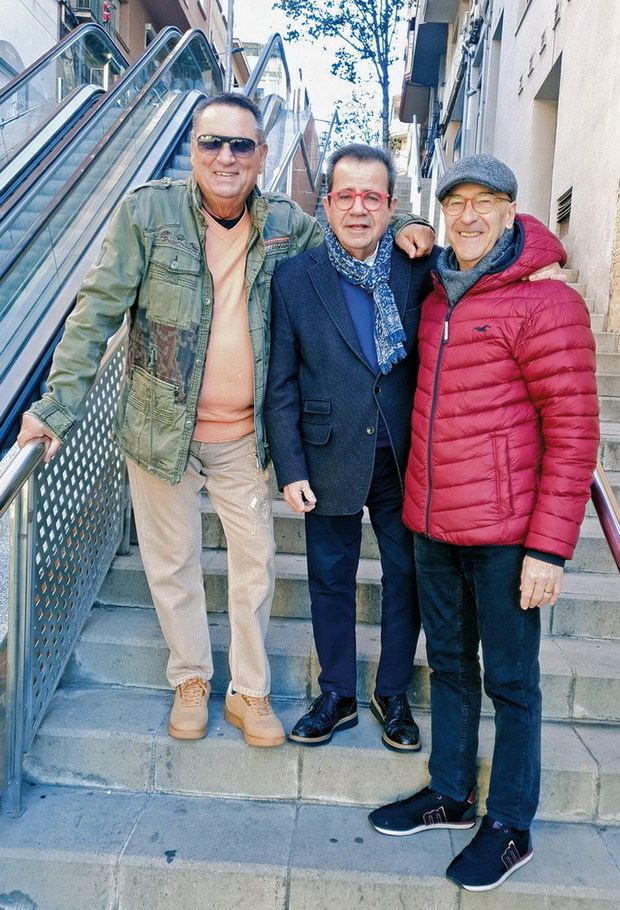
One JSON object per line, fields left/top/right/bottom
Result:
{"left": 1, "top": 0, "right": 58, "bottom": 73}
{"left": 490, "top": 0, "right": 620, "bottom": 321}
{"left": 410, "top": 0, "right": 620, "bottom": 326}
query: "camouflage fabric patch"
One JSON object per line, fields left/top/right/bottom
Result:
{"left": 128, "top": 308, "right": 197, "bottom": 405}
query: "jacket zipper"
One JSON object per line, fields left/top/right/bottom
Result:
{"left": 425, "top": 310, "right": 452, "bottom": 535}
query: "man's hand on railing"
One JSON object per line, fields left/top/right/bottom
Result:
{"left": 17, "top": 414, "right": 61, "bottom": 462}
{"left": 395, "top": 223, "right": 435, "bottom": 259}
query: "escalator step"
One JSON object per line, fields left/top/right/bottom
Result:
{"left": 164, "top": 169, "right": 189, "bottom": 181}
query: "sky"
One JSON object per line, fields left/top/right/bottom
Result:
{"left": 232, "top": 0, "right": 405, "bottom": 132}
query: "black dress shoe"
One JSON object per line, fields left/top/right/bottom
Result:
{"left": 370, "top": 693, "right": 421, "bottom": 752}
{"left": 288, "top": 691, "right": 358, "bottom": 745}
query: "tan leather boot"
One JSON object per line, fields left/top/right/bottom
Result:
{"left": 224, "top": 690, "right": 285, "bottom": 747}
{"left": 168, "top": 677, "right": 210, "bottom": 740}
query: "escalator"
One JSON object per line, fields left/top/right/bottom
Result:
{"left": 0, "top": 27, "right": 183, "bottom": 259}
{"left": 0, "top": 23, "right": 128, "bottom": 184}
{"left": 0, "top": 28, "right": 330, "bottom": 454}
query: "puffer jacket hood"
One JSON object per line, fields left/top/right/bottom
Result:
{"left": 403, "top": 214, "right": 599, "bottom": 559}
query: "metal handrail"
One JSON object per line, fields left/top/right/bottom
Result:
{"left": 591, "top": 463, "right": 620, "bottom": 571}
{"left": 243, "top": 33, "right": 291, "bottom": 105}
{"left": 0, "top": 443, "right": 44, "bottom": 520}
{"left": 312, "top": 109, "right": 338, "bottom": 188}
{"left": 0, "top": 23, "right": 127, "bottom": 104}
{"left": 269, "top": 107, "right": 337, "bottom": 196}
{"left": 0, "top": 84, "right": 104, "bottom": 200}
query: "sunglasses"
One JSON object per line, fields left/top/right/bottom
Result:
{"left": 326, "top": 190, "right": 391, "bottom": 212}
{"left": 193, "top": 133, "right": 258, "bottom": 158}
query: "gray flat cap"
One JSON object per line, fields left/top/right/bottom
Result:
{"left": 436, "top": 154, "right": 518, "bottom": 201}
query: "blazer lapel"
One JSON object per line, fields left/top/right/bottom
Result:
{"left": 308, "top": 244, "right": 369, "bottom": 367}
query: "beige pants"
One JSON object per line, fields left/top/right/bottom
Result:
{"left": 126, "top": 434, "right": 275, "bottom": 696}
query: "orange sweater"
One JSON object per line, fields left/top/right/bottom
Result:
{"left": 193, "top": 209, "right": 254, "bottom": 443}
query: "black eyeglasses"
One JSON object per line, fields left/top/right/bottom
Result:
{"left": 193, "top": 133, "right": 258, "bottom": 158}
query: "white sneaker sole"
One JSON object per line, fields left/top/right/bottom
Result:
{"left": 451, "top": 850, "right": 534, "bottom": 891}
{"left": 371, "top": 819, "right": 476, "bottom": 836}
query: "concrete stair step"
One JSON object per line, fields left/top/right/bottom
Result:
{"left": 599, "top": 396, "right": 620, "bottom": 422}
{"left": 566, "top": 282, "right": 587, "bottom": 296}
{"left": 2, "top": 784, "right": 618, "bottom": 909}
{"left": 598, "top": 374, "right": 620, "bottom": 397}
{"left": 600, "top": 422, "right": 620, "bottom": 470}
{"left": 597, "top": 352, "right": 620, "bottom": 373}
{"left": 66, "top": 607, "right": 620, "bottom": 722}
{"left": 24, "top": 687, "right": 619, "bottom": 825}
{"left": 596, "top": 372, "right": 620, "bottom": 398}
{"left": 99, "top": 545, "right": 620, "bottom": 634}
{"left": 196, "top": 500, "right": 618, "bottom": 574}
{"left": 595, "top": 332, "right": 620, "bottom": 353}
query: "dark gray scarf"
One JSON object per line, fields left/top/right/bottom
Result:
{"left": 436, "top": 225, "right": 519, "bottom": 307}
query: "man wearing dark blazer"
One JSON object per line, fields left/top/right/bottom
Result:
{"left": 264, "top": 144, "right": 439, "bottom": 749}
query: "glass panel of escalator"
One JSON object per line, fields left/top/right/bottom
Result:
{"left": 0, "top": 29, "right": 182, "bottom": 264}
{"left": 0, "top": 26, "right": 126, "bottom": 166}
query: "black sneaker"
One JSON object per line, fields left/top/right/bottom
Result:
{"left": 446, "top": 815, "right": 533, "bottom": 891}
{"left": 368, "top": 785, "right": 477, "bottom": 835}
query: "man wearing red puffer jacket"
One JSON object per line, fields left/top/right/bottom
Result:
{"left": 368, "top": 155, "right": 599, "bottom": 892}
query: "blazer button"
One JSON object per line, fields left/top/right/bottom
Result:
{"left": 366, "top": 427, "right": 375, "bottom": 435}
{"left": 374, "top": 386, "right": 381, "bottom": 395}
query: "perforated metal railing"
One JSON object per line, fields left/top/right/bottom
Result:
{"left": 0, "top": 329, "right": 128, "bottom": 815}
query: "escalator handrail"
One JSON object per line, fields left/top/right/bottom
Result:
{"left": 0, "top": 26, "right": 197, "bottom": 278}
{"left": 0, "top": 23, "right": 127, "bottom": 106}
{"left": 0, "top": 84, "right": 104, "bottom": 200}
{"left": 243, "top": 33, "right": 291, "bottom": 106}
{"left": 0, "top": 26, "right": 183, "bottom": 226}
{"left": 269, "top": 108, "right": 337, "bottom": 196}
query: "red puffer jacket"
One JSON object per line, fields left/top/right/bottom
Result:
{"left": 403, "top": 214, "right": 599, "bottom": 560}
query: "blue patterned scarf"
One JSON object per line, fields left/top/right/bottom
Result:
{"left": 324, "top": 226, "right": 406, "bottom": 374}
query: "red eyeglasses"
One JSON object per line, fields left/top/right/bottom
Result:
{"left": 326, "top": 190, "right": 392, "bottom": 211}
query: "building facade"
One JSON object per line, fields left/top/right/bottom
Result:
{"left": 400, "top": 0, "right": 620, "bottom": 329}
{"left": 0, "top": 0, "right": 59, "bottom": 87}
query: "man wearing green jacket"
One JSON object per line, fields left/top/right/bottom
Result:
{"left": 17, "top": 92, "right": 434, "bottom": 747}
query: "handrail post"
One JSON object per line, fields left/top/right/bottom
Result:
{"left": 2, "top": 475, "right": 36, "bottom": 816}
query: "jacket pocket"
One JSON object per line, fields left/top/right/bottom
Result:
{"left": 142, "top": 245, "right": 202, "bottom": 329}
{"left": 491, "top": 433, "right": 514, "bottom": 519}
{"left": 301, "top": 421, "right": 331, "bottom": 445}
{"left": 302, "top": 399, "right": 331, "bottom": 422}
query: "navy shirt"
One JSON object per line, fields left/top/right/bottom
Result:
{"left": 338, "top": 276, "right": 390, "bottom": 447}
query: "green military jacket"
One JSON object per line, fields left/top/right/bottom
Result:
{"left": 29, "top": 175, "right": 423, "bottom": 484}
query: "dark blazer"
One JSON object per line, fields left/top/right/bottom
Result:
{"left": 264, "top": 240, "right": 440, "bottom": 515}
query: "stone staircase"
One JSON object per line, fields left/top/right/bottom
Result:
{"left": 0, "top": 272, "right": 618, "bottom": 908}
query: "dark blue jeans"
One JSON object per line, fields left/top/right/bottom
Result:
{"left": 414, "top": 534, "right": 541, "bottom": 830}
{"left": 305, "top": 447, "right": 420, "bottom": 697}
